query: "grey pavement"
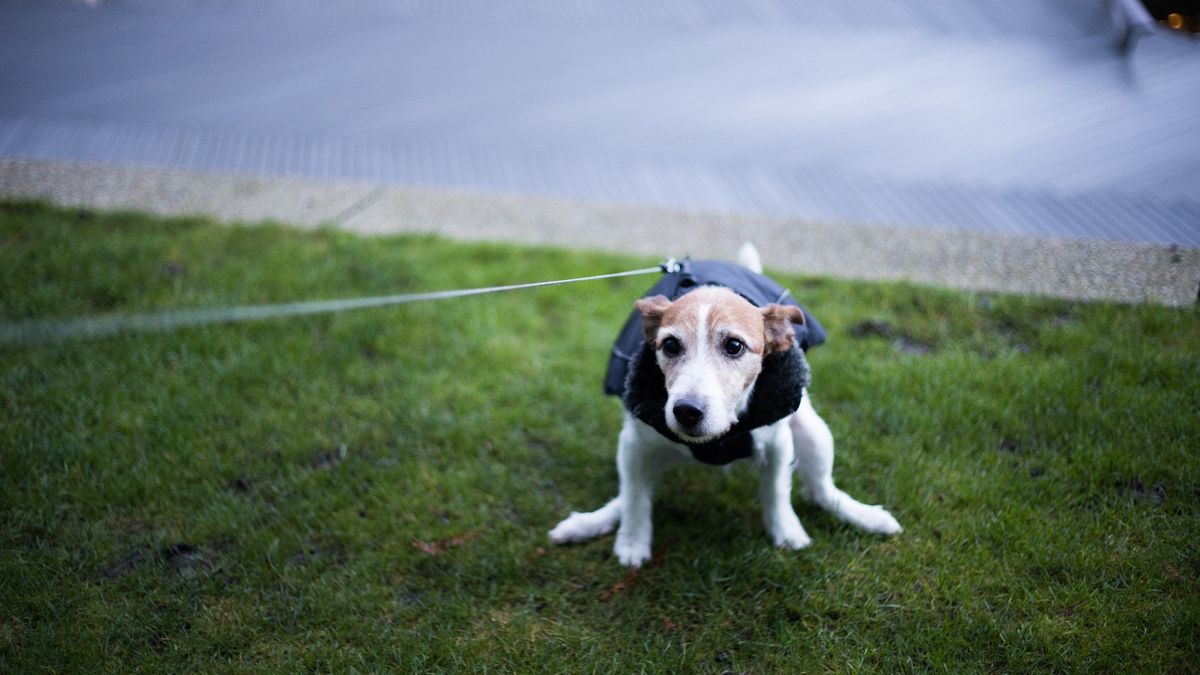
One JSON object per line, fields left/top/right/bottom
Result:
{"left": 1, "top": 0, "right": 1198, "bottom": 247}
{"left": 4, "top": 156, "right": 1196, "bottom": 306}
{"left": 0, "top": 1, "right": 1198, "bottom": 306}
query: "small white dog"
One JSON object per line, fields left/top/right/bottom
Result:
{"left": 549, "top": 244, "right": 901, "bottom": 567}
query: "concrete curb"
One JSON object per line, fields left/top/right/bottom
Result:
{"left": 3, "top": 156, "right": 1197, "bottom": 306}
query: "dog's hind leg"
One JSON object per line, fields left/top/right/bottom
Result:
{"left": 790, "top": 393, "right": 902, "bottom": 535}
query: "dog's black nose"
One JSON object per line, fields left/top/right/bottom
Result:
{"left": 672, "top": 399, "right": 705, "bottom": 428}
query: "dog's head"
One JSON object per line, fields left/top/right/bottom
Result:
{"left": 636, "top": 286, "right": 805, "bottom": 443}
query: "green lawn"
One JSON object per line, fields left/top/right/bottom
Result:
{"left": 2, "top": 200, "right": 1197, "bottom": 672}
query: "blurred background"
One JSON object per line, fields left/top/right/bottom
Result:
{"left": 1, "top": 0, "right": 1197, "bottom": 246}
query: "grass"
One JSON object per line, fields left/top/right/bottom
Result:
{"left": 1, "top": 199, "right": 1197, "bottom": 672}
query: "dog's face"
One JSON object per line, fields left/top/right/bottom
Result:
{"left": 636, "top": 286, "right": 804, "bottom": 443}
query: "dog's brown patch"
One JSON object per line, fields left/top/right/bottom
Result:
{"left": 703, "top": 289, "right": 768, "bottom": 355}
{"left": 640, "top": 287, "right": 802, "bottom": 354}
{"left": 635, "top": 295, "right": 672, "bottom": 343}
{"left": 653, "top": 286, "right": 764, "bottom": 350}
{"left": 761, "top": 304, "right": 804, "bottom": 354}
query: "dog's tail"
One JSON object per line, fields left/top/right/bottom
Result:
{"left": 737, "top": 242, "right": 763, "bottom": 274}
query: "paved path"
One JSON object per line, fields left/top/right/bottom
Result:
{"left": 4, "top": 156, "right": 1197, "bottom": 306}
{"left": 1, "top": 1, "right": 1198, "bottom": 246}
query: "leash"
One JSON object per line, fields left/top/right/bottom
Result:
{"left": 1, "top": 258, "right": 683, "bottom": 346}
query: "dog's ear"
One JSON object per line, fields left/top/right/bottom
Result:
{"left": 635, "top": 295, "right": 672, "bottom": 343}
{"left": 761, "top": 304, "right": 804, "bottom": 354}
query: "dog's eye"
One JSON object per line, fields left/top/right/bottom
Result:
{"left": 723, "top": 338, "right": 745, "bottom": 357}
{"left": 660, "top": 336, "right": 682, "bottom": 357}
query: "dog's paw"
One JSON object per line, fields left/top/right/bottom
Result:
{"left": 547, "top": 517, "right": 582, "bottom": 545}
{"left": 548, "top": 511, "right": 615, "bottom": 544}
{"left": 613, "top": 535, "right": 652, "bottom": 568}
{"left": 857, "top": 505, "right": 903, "bottom": 535}
{"left": 767, "top": 514, "right": 812, "bottom": 550}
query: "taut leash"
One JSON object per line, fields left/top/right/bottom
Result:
{"left": 1, "top": 259, "right": 682, "bottom": 346}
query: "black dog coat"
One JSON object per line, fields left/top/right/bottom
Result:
{"left": 602, "top": 260, "right": 826, "bottom": 465}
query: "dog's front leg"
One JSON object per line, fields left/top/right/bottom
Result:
{"left": 612, "top": 417, "right": 660, "bottom": 567}
{"left": 757, "top": 421, "right": 812, "bottom": 550}
{"left": 548, "top": 416, "right": 673, "bottom": 565}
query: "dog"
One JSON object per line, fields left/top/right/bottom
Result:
{"left": 549, "top": 244, "right": 901, "bottom": 567}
